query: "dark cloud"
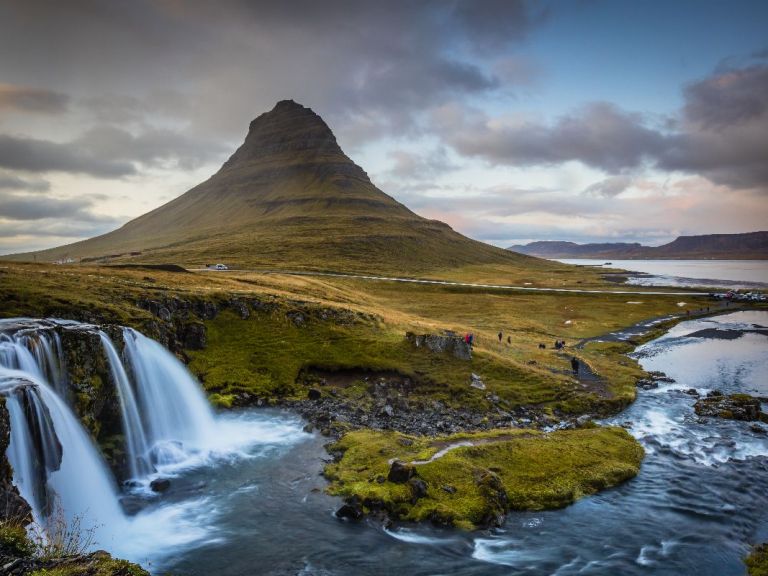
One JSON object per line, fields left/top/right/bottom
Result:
{"left": 435, "top": 60, "right": 768, "bottom": 192}
{"left": 436, "top": 102, "right": 664, "bottom": 172}
{"left": 682, "top": 64, "right": 768, "bottom": 129}
{"left": 0, "top": 190, "right": 111, "bottom": 221}
{"left": 450, "top": 0, "right": 548, "bottom": 52}
{"left": 0, "top": 84, "right": 69, "bottom": 114}
{"left": 75, "top": 126, "right": 228, "bottom": 171}
{"left": 0, "top": 127, "right": 226, "bottom": 178}
{"left": 582, "top": 176, "right": 633, "bottom": 198}
{"left": 0, "top": 173, "right": 49, "bottom": 192}
{"left": 0, "top": 134, "right": 135, "bottom": 177}
{"left": 0, "top": 0, "right": 543, "bottom": 148}
{"left": 659, "top": 62, "right": 768, "bottom": 190}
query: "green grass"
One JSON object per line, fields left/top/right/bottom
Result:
{"left": 186, "top": 308, "right": 577, "bottom": 412}
{"left": 0, "top": 261, "right": 727, "bottom": 419}
{"left": 324, "top": 426, "right": 644, "bottom": 529}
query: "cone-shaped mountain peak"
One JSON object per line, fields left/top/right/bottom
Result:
{"left": 10, "top": 101, "right": 530, "bottom": 274}
{"left": 223, "top": 100, "right": 344, "bottom": 169}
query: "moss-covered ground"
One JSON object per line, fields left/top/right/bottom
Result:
{"left": 747, "top": 544, "right": 768, "bottom": 576}
{"left": 324, "top": 426, "right": 644, "bottom": 529}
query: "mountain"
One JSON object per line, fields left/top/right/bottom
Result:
{"left": 508, "top": 232, "right": 768, "bottom": 260}
{"left": 7, "top": 100, "right": 535, "bottom": 274}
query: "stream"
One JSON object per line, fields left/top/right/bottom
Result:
{"left": 1, "top": 311, "right": 767, "bottom": 575}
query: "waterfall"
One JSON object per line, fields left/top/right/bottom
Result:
{"left": 0, "top": 317, "right": 306, "bottom": 566}
{"left": 120, "top": 328, "right": 218, "bottom": 469}
{"left": 99, "top": 333, "right": 153, "bottom": 479}
{"left": 0, "top": 368, "right": 128, "bottom": 544}
{"left": 0, "top": 327, "right": 66, "bottom": 392}
{"left": 99, "top": 328, "right": 218, "bottom": 478}
{"left": 0, "top": 319, "right": 223, "bottom": 543}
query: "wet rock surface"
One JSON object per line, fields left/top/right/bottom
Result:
{"left": 291, "top": 394, "right": 557, "bottom": 437}
{"left": 694, "top": 391, "right": 768, "bottom": 422}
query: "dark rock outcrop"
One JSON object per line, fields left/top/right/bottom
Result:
{"left": 0, "top": 399, "right": 32, "bottom": 521}
{"left": 694, "top": 392, "right": 768, "bottom": 422}
{"left": 387, "top": 460, "right": 416, "bottom": 483}
{"left": 335, "top": 497, "right": 364, "bottom": 521}
{"left": 405, "top": 332, "right": 472, "bottom": 360}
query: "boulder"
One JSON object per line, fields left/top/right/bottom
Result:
{"left": 409, "top": 478, "right": 428, "bottom": 502}
{"left": 229, "top": 299, "right": 250, "bottom": 319}
{"left": 388, "top": 460, "right": 416, "bottom": 483}
{"left": 149, "top": 478, "right": 171, "bottom": 493}
{"left": 180, "top": 322, "right": 207, "bottom": 350}
{"left": 470, "top": 373, "right": 486, "bottom": 390}
{"left": 405, "top": 332, "right": 472, "bottom": 360}
{"left": 335, "top": 498, "right": 364, "bottom": 521}
{"left": 694, "top": 393, "right": 767, "bottom": 422}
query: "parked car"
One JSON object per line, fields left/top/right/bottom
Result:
{"left": 212, "top": 263, "right": 228, "bottom": 270}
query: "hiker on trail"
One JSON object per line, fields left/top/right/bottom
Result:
{"left": 469, "top": 333, "right": 474, "bottom": 348}
{"left": 464, "top": 333, "right": 470, "bottom": 344}
{"left": 498, "top": 331, "right": 503, "bottom": 343}
{"left": 571, "top": 357, "right": 579, "bottom": 374}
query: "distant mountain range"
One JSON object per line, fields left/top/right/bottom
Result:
{"left": 508, "top": 232, "right": 768, "bottom": 260}
{"left": 6, "top": 100, "right": 537, "bottom": 275}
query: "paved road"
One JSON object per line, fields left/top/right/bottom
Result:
{"left": 192, "top": 267, "right": 713, "bottom": 297}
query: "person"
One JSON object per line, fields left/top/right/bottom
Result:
{"left": 464, "top": 333, "right": 470, "bottom": 344}
{"left": 498, "top": 331, "right": 503, "bottom": 343}
{"left": 469, "top": 333, "right": 474, "bottom": 348}
{"left": 571, "top": 356, "right": 579, "bottom": 374}
{"left": 507, "top": 335, "right": 511, "bottom": 345}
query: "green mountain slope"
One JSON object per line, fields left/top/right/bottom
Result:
{"left": 11, "top": 100, "right": 538, "bottom": 274}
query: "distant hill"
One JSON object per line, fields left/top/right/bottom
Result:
{"left": 7, "top": 100, "right": 539, "bottom": 275}
{"left": 508, "top": 232, "right": 768, "bottom": 260}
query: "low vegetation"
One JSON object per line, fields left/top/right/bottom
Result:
{"left": 0, "top": 262, "right": 717, "bottom": 420}
{"left": 324, "top": 426, "right": 644, "bottom": 529}
{"left": 0, "top": 515, "right": 148, "bottom": 576}
{"left": 747, "top": 544, "right": 768, "bottom": 576}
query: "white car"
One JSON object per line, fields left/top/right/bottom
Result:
{"left": 212, "top": 263, "right": 228, "bottom": 270}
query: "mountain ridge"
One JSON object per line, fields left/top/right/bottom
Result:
{"left": 508, "top": 232, "right": 768, "bottom": 260}
{"left": 5, "top": 100, "right": 539, "bottom": 275}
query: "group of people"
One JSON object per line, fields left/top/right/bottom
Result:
{"left": 463, "top": 332, "right": 475, "bottom": 348}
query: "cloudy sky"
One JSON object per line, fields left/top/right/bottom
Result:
{"left": 1, "top": 0, "right": 767, "bottom": 254}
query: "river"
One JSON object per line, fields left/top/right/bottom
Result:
{"left": 138, "top": 310, "right": 767, "bottom": 575}
{"left": 556, "top": 259, "right": 768, "bottom": 289}
{"left": 2, "top": 312, "right": 766, "bottom": 575}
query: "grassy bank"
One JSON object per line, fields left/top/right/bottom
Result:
{"left": 0, "top": 261, "right": 715, "bottom": 418}
{"left": 324, "top": 426, "right": 644, "bottom": 529}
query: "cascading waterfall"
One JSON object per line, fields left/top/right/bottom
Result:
{"left": 0, "top": 368, "right": 128, "bottom": 544}
{"left": 0, "top": 327, "right": 67, "bottom": 396}
{"left": 0, "top": 319, "right": 227, "bottom": 556}
{"left": 119, "top": 328, "right": 218, "bottom": 472}
{"left": 0, "top": 318, "right": 304, "bottom": 566}
{"left": 99, "top": 333, "right": 153, "bottom": 480}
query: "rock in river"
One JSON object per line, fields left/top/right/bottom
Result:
{"left": 694, "top": 393, "right": 768, "bottom": 422}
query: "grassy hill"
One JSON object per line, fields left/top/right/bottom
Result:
{"left": 9, "top": 100, "right": 540, "bottom": 275}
